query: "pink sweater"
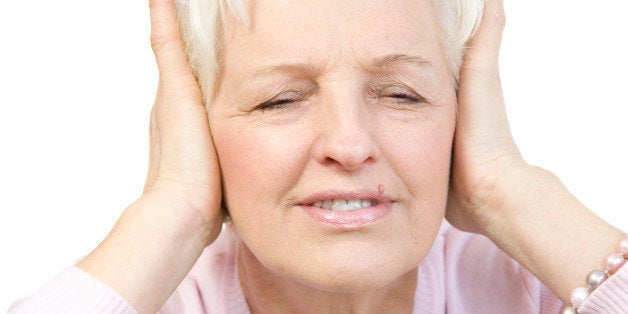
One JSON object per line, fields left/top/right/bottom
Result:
{"left": 9, "top": 223, "right": 628, "bottom": 313}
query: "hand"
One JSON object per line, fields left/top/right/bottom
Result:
{"left": 143, "top": 0, "right": 222, "bottom": 243}
{"left": 445, "top": 0, "right": 624, "bottom": 304}
{"left": 77, "top": 1, "right": 222, "bottom": 311}
{"left": 445, "top": 0, "right": 526, "bottom": 235}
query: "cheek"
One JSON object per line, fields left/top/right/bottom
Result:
{"left": 376, "top": 106, "right": 455, "bottom": 272}
{"left": 378, "top": 105, "right": 456, "bottom": 227}
{"left": 379, "top": 106, "right": 455, "bottom": 186}
{"left": 211, "top": 120, "right": 310, "bottom": 212}
{"left": 402, "top": 124, "right": 453, "bottom": 192}
{"left": 211, "top": 119, "right": 316, "bottom": 264}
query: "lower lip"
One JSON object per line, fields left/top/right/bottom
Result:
{"left": 300, "top": 203, "right": 392, "bottom": 229}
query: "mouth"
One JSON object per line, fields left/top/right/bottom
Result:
{"left": 310, "top": 199, "right": 378, "bottom": 212}
{"left": 299, "top": 191, "right": 393, "bottom": 229}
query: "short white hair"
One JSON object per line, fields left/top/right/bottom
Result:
{"left": 174, "top": 0, "right": 485, "bottom": 105}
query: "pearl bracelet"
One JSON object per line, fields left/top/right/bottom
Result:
{"left": 561, "top": 234, "right": 628, "bottom": 314}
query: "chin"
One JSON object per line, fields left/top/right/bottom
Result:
{"left": 271, "top": 241, "right": 423, "bottom": 293}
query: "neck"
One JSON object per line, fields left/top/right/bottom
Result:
{"left": 237, "top": 243, "right": 418, "bottom": 314}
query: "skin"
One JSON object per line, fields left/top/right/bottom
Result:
{"left": 211, "top": 0, "right": 453, "bottom": 310}
{"left": 76, "top": 0, "right": 624, "bottom": 313}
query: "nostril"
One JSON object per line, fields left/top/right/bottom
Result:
{"left": 324, "top": 156, "right": 367, "bottom": 172}
{"left": 321, "top": 145, "right": 374, "bottom": 171}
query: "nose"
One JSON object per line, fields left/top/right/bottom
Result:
{"left": 313, "top": 95, "right": 379, "bottom": 172}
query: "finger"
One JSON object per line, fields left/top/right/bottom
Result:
{"left": 463, "top": 0, "right": 506, "bottom": 73}
{"left": 456, "top": 0, "right": 517, "bottom": 153}
{"left": 149, "top": 0, "right": 196, "bottom": 86}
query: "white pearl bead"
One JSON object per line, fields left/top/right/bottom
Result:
{"left": 586, "top": 269, "right": 608, "bottom": 290}
{"left": 561, "top": 305, "right": 577, "bottom": 314}
{"left": 605, "top": 252, "right": 626, "bottom": 274}
{"left": 570, "top": 287, "right": 590, "bottom": 309}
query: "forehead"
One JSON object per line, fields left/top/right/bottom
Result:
{"left": 220, "top": 0, "right": 446, "bottom": 80}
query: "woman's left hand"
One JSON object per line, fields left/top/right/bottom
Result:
{"left": 447, "top": 0, "right": 624, "bottom": 304}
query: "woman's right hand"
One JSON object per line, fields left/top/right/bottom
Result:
{"left": 77, "top": 0, "right": 222, "bottom": 312}
{"left": 143, "top": 0, "right": 222, "bottom": 243}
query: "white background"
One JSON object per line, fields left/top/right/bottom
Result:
{"left": 1, "top": 1, "right": 627, "bottom": 310}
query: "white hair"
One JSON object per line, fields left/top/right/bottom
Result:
{"left": 174, "top": 0, "right": 485, "bottom": 105}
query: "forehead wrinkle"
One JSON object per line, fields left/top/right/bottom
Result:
{"left": 349, "top": 52, "right": 436, "bottom": 78}
{"left": 246, "top": 50, "right": 340, "bottom": 83}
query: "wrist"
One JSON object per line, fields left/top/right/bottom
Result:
{"left": 479, "top": 164, "right": 557, "bottom": 239}
{"left": 78, "top": 193, "right": 222, "bottom": 312}
{"left": 478, "top": 164, "right": 624, "bottom": 302}
{"left": 137, "top": 189, "right": 222, "bottom": 247}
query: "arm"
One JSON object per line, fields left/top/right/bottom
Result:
{"left": 10, "top": 1, "right": 223, "bottom": 313}
{"left": 476, "top": 164, "right": 624, "bottom": 303}
{"left": 76, "top": 0, "right": 224, "bottom": 312}
{"left": 446, "top": 0, "right": 626, "bottom": 309}
{"left": 9, "top": 266, "right": 135, "bottom": 313}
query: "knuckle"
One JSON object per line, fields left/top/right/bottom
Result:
{"left": 486, "top": 10, "right": 506, "bottom": 29}
{"left": 150, "top": 35, "right": 181, "bottom": 55}
{"left": 496, "top": 12, "right": 506, "bottom": 27}
{"left": 491, "top": 5, "right": 507, "bottom": 27}
{"left": 150, "top": 34, "right": 167, "bottom": 53}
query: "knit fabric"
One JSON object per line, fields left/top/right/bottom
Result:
{"left": 9, "top": 223, "right": 628, "bottom": 313}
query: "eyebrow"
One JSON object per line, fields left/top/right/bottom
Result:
{"left": 250, "top": 53, "right": 433, "bottom": 79}
{"left": 373, "top": 53, "right": 433, "bottom": 69}
{"left": 252, "top": 63, "right": 318, "bottom": 79}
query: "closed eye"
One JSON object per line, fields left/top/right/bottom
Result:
{"left": 383, "top": 92, "right": 425, "bottom": 104}
{"left": 373, "top": 84, "right": 427, "bottom": 105}
{"left": 258, "top": 98, "right": 298, "bottom": 110}
{"left": 256, "top": 91, "right": 305, "bottom": 110}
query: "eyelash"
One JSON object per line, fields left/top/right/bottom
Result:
{"left": 373, "top": 84, "right": 427, "bottom": 105}
{"left": 381, "top": 91, "right": 425, "bottom": 104}
{"left": 257, "top": 97, "right": 300, "bottom": 110}
{"left": 256, "top": 90, "right": 306, "bottom": 111}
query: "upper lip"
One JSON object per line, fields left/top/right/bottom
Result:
{"left": 298, "top": 190, "right": 393, "bottom": 206}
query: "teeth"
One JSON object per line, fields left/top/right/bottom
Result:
{"left": 331, "top": 200, "right": 349, "bottom": 211}
{"left": 322, "top": 200, "right": 332, "bottom": 210}
{"left": 347, "top": 200, "right": 362, "bottom": 210}
{"left": 311, "top": 199, "right": 374, "bottom": 211}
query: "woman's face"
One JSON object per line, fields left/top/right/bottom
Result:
{"left": 210, "top": 0, "right": 456, "bottom": 291}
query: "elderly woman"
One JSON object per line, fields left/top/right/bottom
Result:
{"left": 9, "top": 0, "right": 628, "bottom": 313}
